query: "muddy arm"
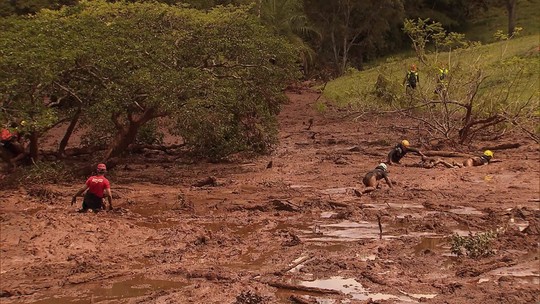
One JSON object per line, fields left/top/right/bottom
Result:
{"left": 407, "top": 147, "right": 425, "bottom": 157}
{"left": 383, "top": 174, "right": 393, "bottom": 188}
{"left": 72, "top": 185, "right": 88, "bottom": 205}
{"left": 104, "top": 188, "right": 113, "bottom": 210}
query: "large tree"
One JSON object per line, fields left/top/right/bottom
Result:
{"left": 0, "top": 1, "right": 298, "bottom": 162}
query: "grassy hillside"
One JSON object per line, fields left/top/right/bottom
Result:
{"left": 322, "top": 35, "right": 539, "bottom": 111}
{"left": 465, "top": 0, "right": 540, "bottom": 42}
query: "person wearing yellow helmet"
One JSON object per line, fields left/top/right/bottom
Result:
{"left": 355, "top": 163, "right": 393, "bottom": 196}
{"left": 461, "top": 150, "right": 494, "bottom": 167}
{"left": 387, "top": 139, "right": 426, "bottom": 165}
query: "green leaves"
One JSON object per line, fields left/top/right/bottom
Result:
{"left": 450, "top": 231, "right": 497, "bottom": 259}
{"left": 1, "top": 1, "right": 298, "bottom": 160}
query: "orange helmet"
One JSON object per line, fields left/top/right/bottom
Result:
{"left": 410, "top": 64, "right": 417, "bottom": 71}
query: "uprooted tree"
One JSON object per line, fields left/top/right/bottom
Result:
{"left": 0, "top": 1, "right": 299, "bottom": 164}
{"left": 372, "top": 18, "right": 539, "bottom": 145}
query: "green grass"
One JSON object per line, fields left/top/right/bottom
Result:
{"left": 323, "top": 35, "right": 540, "bottom": 110}
{"left": 465, "top": 0, "right": 540, "bottom": 43}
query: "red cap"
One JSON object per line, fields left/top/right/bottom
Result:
{"left": 97, "top": 163, "right": 107, "bottom": 171}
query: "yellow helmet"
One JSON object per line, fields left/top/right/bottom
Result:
{"left": 401, "top": 140, "right": 410, "bottom": 147}
{"left": 484, "top": 150, "right": 494, "bottom": 158}
{"left": 20, "top": 120, "right": 26, "bottom": 126}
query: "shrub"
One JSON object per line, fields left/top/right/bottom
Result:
{"left": 450, "top": 230, "right": 497, "bottom": 259}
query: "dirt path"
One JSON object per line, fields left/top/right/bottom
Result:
{"left": 1, "top": 89, "right": 539, "bottom": 304}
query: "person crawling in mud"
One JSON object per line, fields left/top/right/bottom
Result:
{"left": 71, "top": 163, "right": 113, "bottom": 212}
{"left": 413, "top": 156, "right": 456, "bottom": 169}
{"left": 455, "top": 150, "right": 495, "bottom": 167}
{"left": 355, "top": 163, "right": 393, "bottom": 196}
{"left": 411, "top": 150, "right": 495, "bottom": 169}
{"left": 387, "top": 139, "right": 425, "bottom": 165}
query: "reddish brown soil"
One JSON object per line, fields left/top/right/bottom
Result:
{"left": 1, "top": 89, "right": 539, "bottom": 304}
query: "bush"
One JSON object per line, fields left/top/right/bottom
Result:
{"left": 18, "top": 161, "right": 73, "bottom": 185}
{"left": 450, "top": 230, "right": 497, "bottom": 259}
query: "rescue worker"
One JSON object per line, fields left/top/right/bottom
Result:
{"left": 355, "top": 163, "right": 393, "bottom": 196}
{"left": 455, "top": 150, "right": 494, "bottom": 167}
{"left": 418, "top": 156, "right": 456, "bottom": 169}
{"left": 0, "top": 122, "right": 27, "bottom": 169}
{"left": 387, "top": 140, "right": 426, "bottom": 165}
{"left": 71, "top": 163, "right": 113, "bottom": 212}
{"left": 435, "top": 64, "right": 449, "bottom": 95}
{"left": 404, "top": 64, "right": 419, "bottom": 89}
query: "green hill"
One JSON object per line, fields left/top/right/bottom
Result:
{"left": 465, "top": 0, "right": 540, "bottom": 43}
{"left": 323, "top": 35, "right": 539, "bottom": 111}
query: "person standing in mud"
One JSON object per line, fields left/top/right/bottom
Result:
{"left": 355, "top": 163, "right": 393, "bottom": 196}
{"left": 71, "top": 163, "right": 113, "bottom": 212}
{"left": 387, "top": 140, "right": 425, "bottom": 165}
{"left": 1, "top": 121, "right": 27, "bottom": 169}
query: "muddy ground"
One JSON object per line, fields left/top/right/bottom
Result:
{"left": 0, "top": 88, "right": 539, "bottom": 304}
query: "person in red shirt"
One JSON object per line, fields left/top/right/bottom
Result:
{"left": 1, "top": 122, "right": 26, "bottom": 169}
{"left": 71, "top": 163, "right": 113, "bottom": 212}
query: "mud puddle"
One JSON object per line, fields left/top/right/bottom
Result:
{"left": 448, "top": 206, "right": 483, "bottom": 215}
{"left": 297, "top": 276, "right": 436, "bottom": 302}
{"left": 414, "top": 236, "right": 446, "bottom": 254}
{"left": 300, "top": 220, "right": 389, "bottom": 242}
{"left": 30, "top": 275, "right": 185, "bottom": 304}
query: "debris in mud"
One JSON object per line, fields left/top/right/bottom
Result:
{"left": 192, "top": 176, "right": 217, "bottom": 187}
{"left": 26, "top": 186, "right": 62, "bottom": 202}
{"left": 334, "top": 157, "right": 349, "bottom": 165}
{"left": 431, "top": 282, "right": 463, "bottom": 295}
{"left": 280, "top": 231, "right": 301, "bottom": 247}
{"left": 0, "top": 290, "right": 15, "bottom": 298}
{"left": 193, "top": 235, "right": 209, "bottom": 246}
{"left": 361, "top": 271, "right": 386, "bottom": 285}
{"left": 265, "top": 280, "right": 342, "bottom": 295}
{"left": 271, "top": 200, "right": 300, "bottom": 212}
{"left": 289, "top": 294, "right": 316, "bottom": 304}
{"left": 234, "top": 290, "right": 270, "bottom": 304}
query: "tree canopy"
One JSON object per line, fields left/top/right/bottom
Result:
{"left": 0, "top": 1, "right": 298, "bottom": 161}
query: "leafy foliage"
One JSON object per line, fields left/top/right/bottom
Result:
{"left": 1, "top": 1, "right": 298, "bottom": 161}
{"left": 450, "top": 231, "right": 497, "bottom": 258}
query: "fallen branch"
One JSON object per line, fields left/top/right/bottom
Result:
{"left": 328, "top": 201, "right": 350, "bottom": 208}
{"left": 361, "top": 271, "right": 387, "bottom": 285}
{"left": 265, "top": 280, "right": 341, "bottom": 295}
{"left": 289, "top": 295, "right": 317, "bottom": 304}
{"left": 445, "top": 213, "right": 484, "bottom": 230}
{"left": 274, "top": 255, "right": 313, "bottom": 276}
{"left": 423, "top": 151, "right": 472, "bottom": 158}
{"left": 130, "top": 143, "right": 186, "bottom": 155}
{"left": 480, "top": 143, "right": 521, "bottom": 151}
{"left": 192, "top": 176, "right": 217, "bottom": 187}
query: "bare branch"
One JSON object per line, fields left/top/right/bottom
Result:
{"left": 53, "top": 82, "right": 84, "bottom": 105}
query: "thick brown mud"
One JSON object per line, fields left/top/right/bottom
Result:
{"left": 1, "top": 88, "right": 539, "bottom": 303}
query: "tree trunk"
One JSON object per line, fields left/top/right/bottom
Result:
{"left": 28, "top": 131, "right": 39, "bottom": 162}
{"left": 506, "top": 0, "right": 517, "bottom": 36}
{"left": 58, "top": 107, "right": 82, "bottom": 157}
{"left": 103, "top": 108, "right": 156, "bottom": 161}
